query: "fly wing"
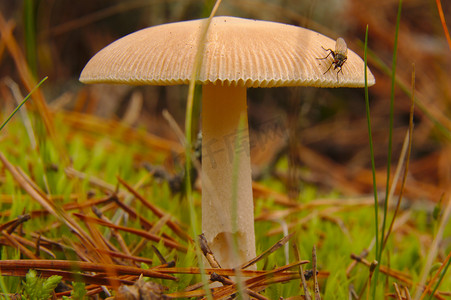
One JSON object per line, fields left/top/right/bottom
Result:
{"left": 335, "top": 37, "right": 348, "bottom": 57}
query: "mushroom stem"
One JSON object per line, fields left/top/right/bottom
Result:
{"left": 201, "top": 83, "right": 256, "bottom": 269}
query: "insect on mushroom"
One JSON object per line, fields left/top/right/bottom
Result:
{"left": 317, "top": 37, "right": 348, "bottom": 82}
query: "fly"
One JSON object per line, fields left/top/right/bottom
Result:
{"left": 317, "top": 37, "right": 348, "bottom": 82}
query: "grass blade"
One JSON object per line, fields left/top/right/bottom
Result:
{"left": 382, "top": 64, "right": 415, "bottom": 250}
{"left": 184, "top": 2, "right": 223, "bottom": 299}
{"left": 0, "top": 76, "right": 48, "bottom": 132}
{"left": 416, "top": 196, "right": 451, "bottom": 299}
{"left": 23, "top": 0, "right": 37, "bottom": 78}
{"left": 379, "top": 0, "right": 403, "bottom": 266}
{"left": 363, "top": 25, "right": 380, "bottom": 299}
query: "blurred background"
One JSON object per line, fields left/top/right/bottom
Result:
{"left": 1, "top": 0, "right": 450, "bottom": 202}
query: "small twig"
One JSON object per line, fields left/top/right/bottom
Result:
{"left": 209, "top": 273, "right": 270, "bottom": 300}
{"left": 93, "top": 248, "right": 153, "bottom": 265}
{"left": 111, "top": 228, "right": 133, "bottom": 257}
{"left": 35, "top": 234, "right": 41, "bottom": 257}
{"left": 346, "top": 248, "right": 370, "bottom": 277}
{"left": 90, "top": 207, "right": 129, "bottom": 260}
{"left": 210, "top": 261, "right": 309, "bottom": 299}
{"left": 367, "top": 261, "right": 378, "bottom": 299}
{"left": 11, "top": 233, "right": 56, "bottom": 259}
{"left": 348, "top": 284, "right": 358, "bottom": 300}
{"left": 210, "top": 272, "right": 229, "bottom": 285}
{"left": 312, "top": 245, "right": 321, "bottom": 300}
{"left": 404, "top": 286, "right": 412, "bottom": 300}
{"left": 293, "top": 241, "right": 311, "bottom": 300}
{"left": 350, "top": 253, "right": 418, "bottom": 289}
{"left": 166, "top": 261, "right": 309, "bottom": 298}
{"left": 110, "top": 194, "right": 153, "bottom": 230}
{"left": 434, "top": 0, "right": 451, "bottom": 50}
{"left": 65, "top": 167, "right": 117, "bottom": 192}
{"left": 117, "top": 176, "right": 192, "bottom": 242}
{"left": 131, "top": 214, "right": 173, "bottom": 256}
{"left": 393, "top": 282, "right": 403, "bottom": 299}
{"left": 1, "top": 231, "right": 39, "bottom": 259}
{"left": 0, "top": 259, "right": 176, "bottom": 280}
{"left": 240, "top": 232, "right": 294, "bottom": 269}
{"left": 73, "top": 213, "right": 187, "bottom": 252}
{"left": 55, "top": 284, "right": 104, "bottom": 298}
{"left": 0, "top": 154, "right": 101, "bottom": 256}
{"left": 151, "top": 245, "right": 168, "bottom": 265}
{"left": 354, "top": 256, "right": 378, "bottom": 299}
{"left": 199, "top": 234, "right": 221, "bottom": 269}
{"left": 0, "top": 214, "right": 30, "bottom": 233}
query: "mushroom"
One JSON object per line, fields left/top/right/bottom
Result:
{"left": 80, "top": 16, "right": 375, "bottom": 269}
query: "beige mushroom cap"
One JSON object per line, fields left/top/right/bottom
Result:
{"left": 80, "top": 16, "right": 375, "bottom": 88}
